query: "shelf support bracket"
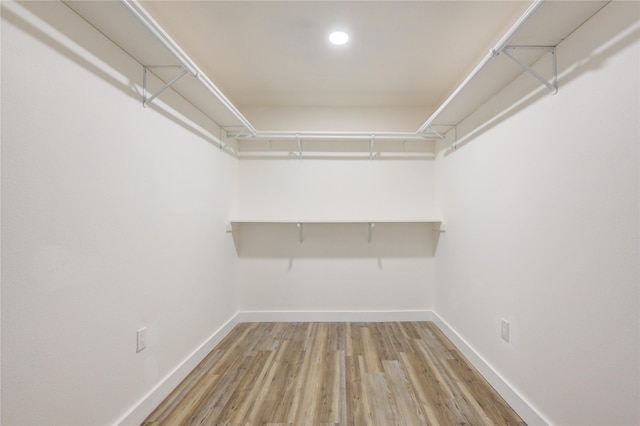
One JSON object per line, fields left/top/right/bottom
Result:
{"left": 368, "top": 222, "right": 375, "bottom": 243}
{"left": 502, "top": 46, "right": 557, "bottom": 94}
{"left": 296, "top": 222, "right": 303, "bottom": 243}
{"left": 424, "top": 125, "right": 457, "bottom": 149}
{"left": 296, "top": 134, "right": 303, "bottom": 160}
{"left": 143, "top": 65, "right": 188, "bottom": 107}
{"left": 369, "top": 135, "right": 375, "bottom": 160}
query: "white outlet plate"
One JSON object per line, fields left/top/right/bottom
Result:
{"left": 501, "top": 319, "right": 510, "bottom": 342}
{"left": 137, "top": 327, "right": 147, "bottom": 352}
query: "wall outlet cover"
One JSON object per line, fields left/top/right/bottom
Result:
{"left": 137, "top": 327, "right": 147, "bottom": 352}
{"left": 501, "top": 319, "right": 510, "bottom": 342}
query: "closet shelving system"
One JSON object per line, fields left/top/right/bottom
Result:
{"left": 65, "top": 0, "right": 608, "bottom": 157}
{"left": 225, "top": 219, "right": 447, "bottom": 244}
{"left": 64, "top": 0, "right": 608, "bottom": 242}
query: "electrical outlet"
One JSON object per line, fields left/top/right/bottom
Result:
{"left": 137, "top": 327, "right": 147, "bottom": 352}
{"left": 501, "top": 319, "right": 510, "bottom": 342}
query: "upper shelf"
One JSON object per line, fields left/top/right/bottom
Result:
{"left": 64, "top": 1, "right": 248, "bottom": 131}
{"left": 416, "top": 0, "right": 609, "bottom": 137}
{"left": 64, "top": 0, "right": 609, "bottom": 155}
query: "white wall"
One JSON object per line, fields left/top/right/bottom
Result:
{"left": 237, "top": 159, "right": 436, "bottom": 220}
{"left": 1, "top": 2, "right": 239, "bottom": 424}
{"left": 435, "top": 2, "right": 639, "bottom": 424}
{"left": 236, "top": 159, "right": 438, "bottom": 314}
{"left": 241, "top": 105, "right": 433, "bottom": 133}
{"left": 3, "top": 1, "right": 637, "bottom": 425}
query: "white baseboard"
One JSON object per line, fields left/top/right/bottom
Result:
{"left": 114, "top": 310, "right": 431, "bottom": 424}
{"left": 431, "top": 312, "right": 550, "bottom": 426}
{"left": 116, "top": 310, "right": 547, "bottom": 426}
{"left": 236, "top": 309, "right": 433, "bottom": 323}
{"left": 115, "top": 314, "right": 240, "bottom": 426}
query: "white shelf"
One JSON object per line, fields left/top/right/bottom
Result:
{"left": 226, "top": 219, "right": 446, "bottom": 243}
{"left": 228, "top": 218, "right": 442, "bottom": 224}
{"left": 65, "top": 1, "right": 609, "bottom": 156}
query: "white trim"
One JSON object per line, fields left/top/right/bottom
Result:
{"left": 236, "top": 310, "right": 433, "bottom": 323}
{"left": 114, "top": 310, "right": 431, "bottom": 424}
{"left": 115, "top": 314, "right": 240, "bottom": 426}
{"left": 431, "top": 312, "right": 550, "bottom": 426}
{"left": 115, "top": 310, "right": 548, "bottom": 426}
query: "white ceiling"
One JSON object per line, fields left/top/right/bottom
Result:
{"left": 139, "top": 1, "right": 531, "bottom": 110}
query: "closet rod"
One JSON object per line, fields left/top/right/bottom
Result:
{"left": 121, "top": 0, "right": 546, "bottom": 143}
{"left": 417, "top": 0, "right": 545, "bottom": 133}
{"left": 120, "top": 0, "right": 257, "bottom": 136}
{"left": 236, "top": 131, "right": 439, "bottom": 142}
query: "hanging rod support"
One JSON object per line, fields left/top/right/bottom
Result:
{"left": 368, "top": 222, "right": 376, "bottom": 243}
{"left": 502, "top": 45, "right": 558, "bottom": 94}
{"left": 369, "top": 135, "right": 375, "bottom": 161}
{"left": 143, "top": 65, "right": 188, "bottom": 107}
{"left": 425, "top": 127, "right": 446, "bottom": 141}
{"left": 219, "top": 127, "right": 225, "bottom": 151}
{"left": 296, "top": 134, "right": 303, "bottom": 160}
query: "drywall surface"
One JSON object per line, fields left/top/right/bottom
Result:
{"left": 1, "top": 2, "right": 238, "bottom": 424}
{"left": 434, "top": 2, "right": 639, "bottom": 424}
{"left": 241, "top": 105, "right": 434, "bottom": 133}
{"left": 238, "top": 255, "right": 435, "bottom": 314}
{"left": 236, "top": 159, "right": 438, "bottom": 312}
{"left": 237, "top": 159, "right": 436, "bottom": 220}
{"left": 236, "top": 222, "right": 437, "bottom": 313}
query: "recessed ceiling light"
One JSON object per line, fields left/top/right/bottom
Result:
{"left": 329, "top": 31, "right": 349, "bottom": 46}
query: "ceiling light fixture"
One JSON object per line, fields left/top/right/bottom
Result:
{"left": 329, "top": 31, "right": 349, "bottom": 46}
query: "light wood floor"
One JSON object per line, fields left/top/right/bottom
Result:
{"left": 143, "top": 322, "right": 525, "bottom": 425}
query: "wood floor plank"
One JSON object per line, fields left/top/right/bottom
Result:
{"left": 345, "top": 322, "right": 363, "bottom": 358}
{"left": 440, "top": 360, "right": 495, "bottom": 426}
{"left": 384, "top": 322, "right": 413, "bottom": 354}
{"left": 337, "top": 349, "right": 348, "bottom": 426}
{"left": 356, "top": 356, "right": 374, "bottom": 424}
{"left": 143, "top": 322, "right": 526, "bottom": 426}
{"left": 398, "top": 321, "right": 423, "bottom": 340}
{"left": 224, "top": 349, "right": 277, "bottom": 424}
{"left": 269, "top": 342, "right": 306, "bottom": 423}
{"left": 415, "top": 323, "right": 455, "bottom": 360}
{"left": 186, "top": 347, "right": 259, "bottom": 424}
{"left": 445, "top": 396, "right": 481, "bottom": 426}
{"left": 328, "top": 322, "right": 346, "bottom": 352}
{"left": 383, "top": 359, "right": 428, "bottom": 426}
{"left": 444, "top": 355, "right": 525, "bottom": 425}
{"left": 317, "top": 349, "right": 342, "bottom": 424}
{"left": 410, "top": 338, "right": 456, "bottom": 401}
{"left": 344, "top": 355, "right": 365, "bottom": 426}
{"left": 369, "top": 322, "right": 394, "bottom": 361}
{"left": 292, "top": 323, "right": 328, "bottom": 424}
{"left": 399, "top": 350, "right": 452, "bottom": 425}
{"left": 246, "top": 348, "right": 289, "bottom": 424}
{"left": 214, "top": 350, "right": 271, "bottom": 423}
{"left": 141, "top": 348, "right": 225, "bottom": 425}
{"left": 360, "top": 326, "right": 384, "bottom": 373}
{"left": 363, "top": 372, "right": 396, "bottom": 426}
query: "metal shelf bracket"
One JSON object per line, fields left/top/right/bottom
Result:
{"left": 502, "top": 45, "right": 558, "bottom": 94}
{"left": 422, "top": 125, "right": 457, "bottom": 149}
{"left": 368, "top": 222, "right": 376, "bottom": 243}
{"left": 296, "top": 134, "right": 303, "bottom": 160}
{"left": 369, "top": 135, "right": 375, "bottom": 160}
{"left": 143, "top": 65, "right": 188, "bottom": 107}
{"left": 296, "top": 222, "right": 303, "bottom": 243}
